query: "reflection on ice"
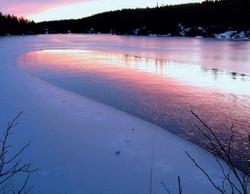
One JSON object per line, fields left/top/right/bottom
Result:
{"left": 19, "top": 49, "right": 250, "bottom": 96}
{"left": 18, "top": 48, "right": 250, "bottom": 173}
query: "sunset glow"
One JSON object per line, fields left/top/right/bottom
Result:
{"left": 1, "top": 0, "right": 203, "bottom": 22}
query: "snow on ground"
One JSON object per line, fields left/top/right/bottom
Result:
{"left": 0, "top": 35, "right": 247, "bottom": 194}
{"left": 215, "top": 31, "right": 249, "bottom": 40}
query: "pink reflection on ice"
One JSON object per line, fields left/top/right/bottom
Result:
{"left": 18, "top": 49, "right": 250, "bottom": 96}
{"left": 18, "top": 49, "right": 250, "bottom": 172}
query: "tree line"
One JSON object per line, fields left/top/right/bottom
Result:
{"left": 0, "top": 13, "right": 35, "bottom": 35}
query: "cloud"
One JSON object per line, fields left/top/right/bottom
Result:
{"left": 0, "top": 0, "right": 90, "bottom": 16}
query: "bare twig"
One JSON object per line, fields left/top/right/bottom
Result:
{"left": 178, "top": 176, "right": 183, "bottom": 194}
{"left": 149, "top": 131, "right": 156, "bottom": 194}
{"left": 162, "top": 111, "right": 249, "bottom": 194}
{"left": 186, "top": 151, "right": 225, "bottom": 194}
{"left": 161, "top": 181, "right": 171, "bottom": 194}
{"left": 188, "top": 110, "right": 249, "bottom": 194}
{"left": 0, "top": 112, "right": 37, "bottom": 193}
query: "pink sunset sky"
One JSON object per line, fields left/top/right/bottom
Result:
{"left": 1, "top": 0, "right": 203, "bottom": 22}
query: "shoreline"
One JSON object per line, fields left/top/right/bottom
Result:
{"left": 1, "top": 32, "right": 250, "bottom": 41}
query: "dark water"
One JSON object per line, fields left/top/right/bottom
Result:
{"left": 17, "top": 36, "right": 250, "bottom": 173}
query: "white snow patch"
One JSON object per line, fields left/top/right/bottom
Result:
{"left": 215, "top": 31, "right": 249, "bottom": 40}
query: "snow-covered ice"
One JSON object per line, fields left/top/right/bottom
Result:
{"left": 0, "top": 35, "right": 248, "bottom": 194}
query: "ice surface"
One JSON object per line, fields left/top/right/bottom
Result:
{"left": 0, "top": 35, "right": 248, "bottom": 194}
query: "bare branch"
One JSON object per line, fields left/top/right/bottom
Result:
{"left": 178, "top": 176, "right": 183, "bottom": 194}
{"left": 18, "top": 174, "right": 30, "bottom": 194}
{"left": 185, "top": 151, "right": 225, "bottom": 194}
{"left": 190, "top": 110, "right": 249, "bottom": 194}
{"left": 0, "top": 112, "right": 36, "bottom": 193}
{"left": 161, "top": 181, "right": 171, "bottom": 194}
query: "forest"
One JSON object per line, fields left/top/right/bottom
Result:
{"left": 1, "top": 0, "right": 250, "bottom": 37}
{"left": 0, "top": 13, "right": 35, "bottom": 35}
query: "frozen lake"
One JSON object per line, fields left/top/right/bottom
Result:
{"left": 1, "top": 34, "right": 250, "bottom": 193}
{"left": 17, "top": 34, "right": 250, "bottom": 174}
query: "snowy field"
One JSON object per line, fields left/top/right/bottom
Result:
{"left": 0, "top": 35, "right": 249, "bottom": 193}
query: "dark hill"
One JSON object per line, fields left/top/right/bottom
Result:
{"left": 36, "top": 0, "right": 250, "bottom": 37}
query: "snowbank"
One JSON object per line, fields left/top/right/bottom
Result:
{"left": 215, "top": 31, "right": 249, "bottom": 40}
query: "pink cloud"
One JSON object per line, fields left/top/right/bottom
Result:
{"left": 0, "top": 0, "right": 90, "bottom": 17}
